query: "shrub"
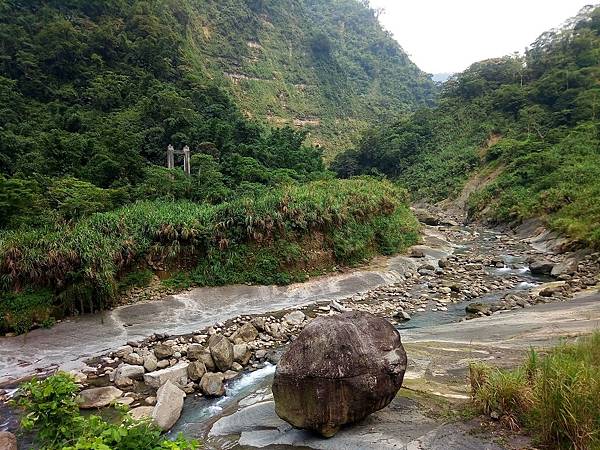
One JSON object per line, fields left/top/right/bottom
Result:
{"left": 0, "top": 178, "right": 419, "bottom": 333}
{"left": 13, "top": 373, "right": 200, "bottom": 449}
{"left": 0, "top": 289, "right": 54, "bottom": 334}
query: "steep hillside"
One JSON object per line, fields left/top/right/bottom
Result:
{"left": 0, "top": 0, "right": 434, "bottom": 164}
{"left": 333, "top": 5, "right": 600, "bottom": 247}
{"left": 188, "top": 0, "right": 435, "bottom": 156}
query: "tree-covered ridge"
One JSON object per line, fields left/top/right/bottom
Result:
{"left": 0, "top": 0, "right": 333, "bottom": 228}
{"left": 334, "top": 5, "right": 600, "bottom": 247}
{"left": 0, "top": 0, "right": 435, "bottom": 170}
{"left": 175, "top": 0, "right": 435, "bottom": 156}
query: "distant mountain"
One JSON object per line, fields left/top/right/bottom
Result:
{"left": 193, "top": 0, "right": 436, "bottom": 156}
{"left": 0, "top": 0, "right": 435, "bottom": 163}
{"left": 432, "top": 72, "right": 453, "bottom": 83}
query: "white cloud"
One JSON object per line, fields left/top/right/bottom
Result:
{"left": 368, "top": 0, "right": 596, "bottom": 73}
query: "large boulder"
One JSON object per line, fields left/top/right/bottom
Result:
{"left": 272, "top": 311, "right": 406, "bottom": 437}
{"left": 77, "top": 386, "right": 123, "bottom": 409}
{"left": 143, "top": 362, "right": 189, "bottom": 389}
{"left": 152, "top": 380, "right": 185, "bottom": 430}
{"left": 208, "top": 334, "right": 233, "bottom": 372}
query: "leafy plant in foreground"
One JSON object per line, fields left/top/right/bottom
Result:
{"left": 13, "top": 373, "right": 200, "bottom": 450}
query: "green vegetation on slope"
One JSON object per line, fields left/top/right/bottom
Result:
{"left": 187, "top": 0, "right": 435, "bottom": 155}
{"left": 13, "top": 372, "right": 199, "bottom": 449}
{"left": 0, "top": 0, "right": 434, "bottom": 165}
{"left": 0, "top": 0, "right": 328, "bottom": 195}
{"left": 0, "top": 178, "right": 419, "bottom": 333}
{"left": 333, "top": 5, "right": 600, "bottom": 247}
{"left": 0, "top": 0, "right": 424, "bottom": 334}
{"left": 470, "top": 332, "right": 600, "bottom": 449}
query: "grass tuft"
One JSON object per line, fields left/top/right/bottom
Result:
{"left": 470, "top": 332, "right": 600, "bottom": 449}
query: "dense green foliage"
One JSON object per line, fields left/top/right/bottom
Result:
{"left": 13, "top": 372, "right": 199, "bottom": 449}
{"left": 334, "top": 6, "right": 600, "bottom": 246}
{"left": 471, "top": 332, "right": 600, "bottom": 449}
{"left": 0, "top": 0, "right": 434, "bottom": 169}
{"left": 0, "top": 0, "right": 329, "bottom": 228}
{"left": 0, "top": 0, "right": 426, "bottom": 334}
{"left": 186, "top": 0, "right": 435, "bottom": 155}
{"left": 0, "top": 178, "right": 419, "bottom": 333}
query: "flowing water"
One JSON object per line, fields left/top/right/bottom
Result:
{"left": 0, "top": 223, "right": 550, "bottom": 446}
{"left": 164, "top": 228, "right": 549, "bottom": 446}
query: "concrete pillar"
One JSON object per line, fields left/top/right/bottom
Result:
{"left": 183, "top": 145, "right": 191, "bottom": 176}
{"left": 167, "top": 144, "right": 175, "bottom": 169}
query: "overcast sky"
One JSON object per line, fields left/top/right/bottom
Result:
{"left": 368, "top": 0, "right": 596, "bottom": 74}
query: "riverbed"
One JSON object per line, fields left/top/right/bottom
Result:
{"left": 1, "top": 216, "right": 598, "bottom": 449}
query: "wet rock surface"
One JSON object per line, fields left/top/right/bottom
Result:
{"left": 1, "top": 206, "right": 599, "bottom": 448}
{"left": 272, "top": 312, "right": 406, "bottom": 437}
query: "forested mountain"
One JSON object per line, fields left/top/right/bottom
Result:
{"left": 334, "top": 5, "right": 600, "bottom": 247}
{"left": 189, "top": 0, "right": 435, "bottom": 154}
{"left": 0, "top": 0, "right": 424, "bottom": 333}
{"left": 0, "top": 0, "right": 434, "bottom": 177}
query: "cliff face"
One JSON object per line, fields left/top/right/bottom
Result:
{"left": 183, "top": 0, "right": 435, "bottom": 156}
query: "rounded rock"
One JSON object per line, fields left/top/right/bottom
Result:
{"left": 272, "top": 311, "right": 407, "bottom": 437}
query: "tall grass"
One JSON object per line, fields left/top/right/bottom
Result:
{"left": 471, "top": 333, "right": 600, "bottom": 449}
{"left": 0, "top": 178, "right": 419, "bottom": 332}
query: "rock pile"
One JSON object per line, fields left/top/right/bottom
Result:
{"left": 76, "top": 311, "right": 312, "bottom": 430}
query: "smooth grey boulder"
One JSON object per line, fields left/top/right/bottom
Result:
{"left": 77, "top": 386, "right": 123, "bottom": 409}
{"left": 144, "top": 354, "right": 158, "bottom": 372}
{"left": 272, "top": 311, "right": 407, "bottom": 437}
{"left": 208, "top": 334, "right": 233, "bottom": 372}
{"left": 283, "top": 311, "right": 305, "bottom": 326}
{"left": 143, "top": 362, "right": 189, "bottom": 389}
{"left": 113, "top": 364, "right": 145, "bottom": 387}
{"left": 152, "top": 380, "right": 185, "bottom": 430}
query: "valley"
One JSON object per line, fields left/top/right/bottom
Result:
{"left": 1, "top": 1, "right": 599, "bottom": 449}
{"left": 2, "top": 208, "right": 599, "bottom": 449}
